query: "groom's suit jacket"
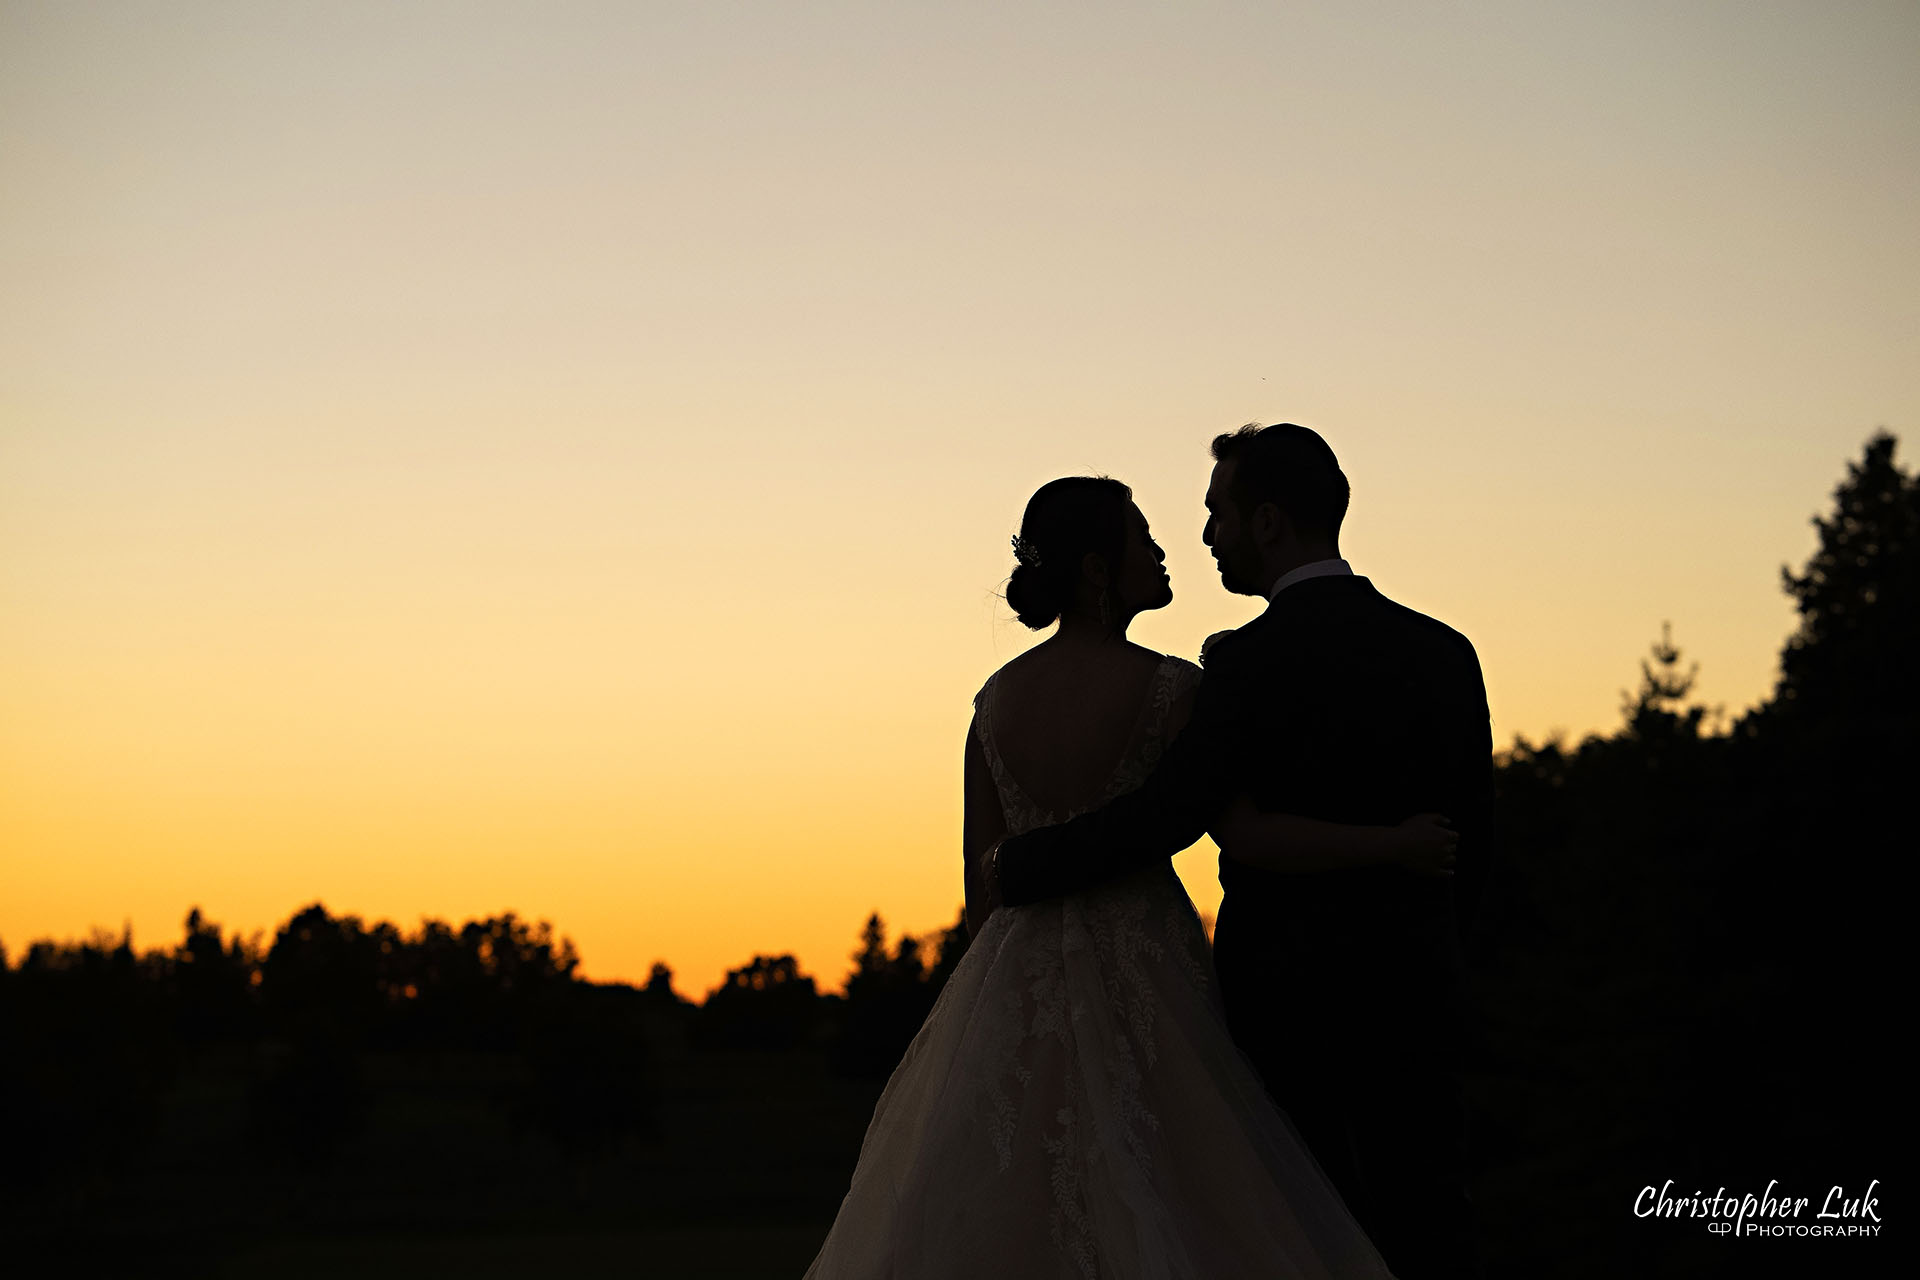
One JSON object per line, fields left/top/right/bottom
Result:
{"left": 995, "top": 574, "right": 1492, "bottom": 1054}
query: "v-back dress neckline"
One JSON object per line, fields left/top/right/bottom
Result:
{"left": 976, "top": 654, "right": 1179, "bottom": 830}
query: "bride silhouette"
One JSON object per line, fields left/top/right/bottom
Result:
{"left": 804, "top": 476, "right": 1454, "bottom": 1278}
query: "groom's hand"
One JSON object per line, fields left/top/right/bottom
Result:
{"left": 1393, "top": 812, "right": 1460, "bottom": 877}
{"left": 982, "top": 838, "right": 1007, "bottom": 911}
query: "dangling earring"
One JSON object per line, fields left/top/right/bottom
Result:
{"left": 1099, "top": 587, "right": 1115, "bottom": 630}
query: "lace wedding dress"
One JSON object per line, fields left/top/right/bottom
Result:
{"left": 804, "top": 655, "right": 1394, "bottom": 1279}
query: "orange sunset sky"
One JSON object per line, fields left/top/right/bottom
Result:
{"left": 4, "top": 2, "right": 1916, "bottom": 997}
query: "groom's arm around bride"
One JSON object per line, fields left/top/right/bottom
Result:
{"left": 992, "top": 576, "right": 1493, "bottom": 936}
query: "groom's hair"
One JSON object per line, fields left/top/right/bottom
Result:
{"left": 1210, "top": 423, "right": 1349, "bottom": 541}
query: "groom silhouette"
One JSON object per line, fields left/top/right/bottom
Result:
{"left": 992, "top": 423, "right": 1490, "bottom": 1279}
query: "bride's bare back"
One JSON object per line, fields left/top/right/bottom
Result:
{"left": 984, "top": 641, "right": 1176, "bottom": 818}
{"left": 963, "top": 639, "right": 1199, "bottom": 935}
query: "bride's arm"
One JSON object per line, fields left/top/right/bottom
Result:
{"left": 963, "top": 717, "right": 1007, "bottom": 937}
{"left": 1210, "top": 797, "right": 1458, "bottom": 876}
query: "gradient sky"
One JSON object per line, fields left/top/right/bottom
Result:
{"left": 4, "top": 1, "right": 1916, "bottom": 996}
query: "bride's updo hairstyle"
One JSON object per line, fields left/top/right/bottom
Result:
{"left": 1005, "top": 476, "right": 1133, "bottom": 630}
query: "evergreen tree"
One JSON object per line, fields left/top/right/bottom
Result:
{"left": 1622, "top": 620, "right": 1696, "bottom": 715}
{"left": 1759, "top": 429, "right": 1918, "bottom": 733}
{"left": 846, "top": 913, "right": 890, "bottom": 996}
{"left": 836, "top": 913, "right": 944, "bottom": 1076}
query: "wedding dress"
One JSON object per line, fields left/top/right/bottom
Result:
{"left": 804, "top": 655, "right": 1394, "bottom": 1279}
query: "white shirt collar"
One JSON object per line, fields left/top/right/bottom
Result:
{"left": 1267, "top": 557, "right": 1353, "bottom": 601}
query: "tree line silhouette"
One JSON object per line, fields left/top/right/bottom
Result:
{"left": 0, "top": 898, "right": 966, "bottom": 1196}
{"left": 1467, "top": 431, "right": 1908, "bottom": 1275}
{"left": 2, "top": 431, "right": 1908, "bottom": 1277}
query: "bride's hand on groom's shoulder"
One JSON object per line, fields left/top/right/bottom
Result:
{"left": 1391, "top": 812, "right": 1459, "bottom": 878}
{"left": 1199, "top": 630, "right": 1236, "bottom": 667}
